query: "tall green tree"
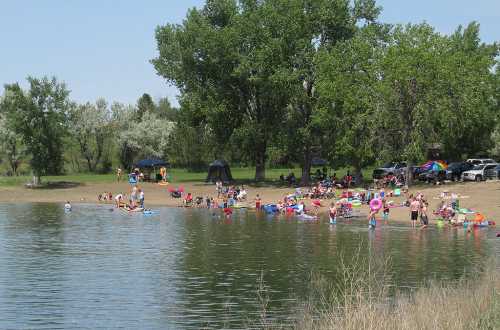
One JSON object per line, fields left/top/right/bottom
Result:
{"left": 136, "top": 93, "right": 156, "bottom": 121}
{"left": 153, "top": 0, "right": 292, "bottom": 180}
{"left": 316, "top": 25, "right": 387, "bottom": 183}
{"left": 0, "top": 116, "right": 25, "bottom": 175}
{"left": 276, "top": 0, "right": 381, "bottom": 185}
{"left": 68, "top": 98, "right": 111, "bottom": 172}
{"left": 1, "top": 77, "right": 70, "bottom": 183}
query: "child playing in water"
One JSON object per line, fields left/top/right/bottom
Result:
{"left": 382, "top": 199, "right": 390, "bottom": 225}
{"left": 255, "top": 194, "right": 262, "bottom": 210}
{"left": 329, "top": 202, "right": 337, "bottom": 224}
{"left": 420, "top": 200, "right": 429, "bottom": 229}
{"left": 368, "top": 209, "right": 378, "bottom": 229}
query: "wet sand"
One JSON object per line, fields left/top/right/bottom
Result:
{"left": 0, "top": 180, "right": 499, "bottom": 223}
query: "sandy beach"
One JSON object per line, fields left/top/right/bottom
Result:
{"left": 0, "top": 179, "right": 499, "bottom": 223}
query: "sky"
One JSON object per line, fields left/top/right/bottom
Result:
{"left": 0, "top": 0, "right": 499, "bottom": 107}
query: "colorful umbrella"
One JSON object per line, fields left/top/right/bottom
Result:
{"left": 420, "top": 160, "right": 448, "bottom": 171}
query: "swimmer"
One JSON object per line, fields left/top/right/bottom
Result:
{"left": 64, "top": 201, "right": 72, "bottom": 211}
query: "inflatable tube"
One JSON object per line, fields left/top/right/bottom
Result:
{"left": 436, "top": 219, "right": 444, "bottom": 228}
{"left": 263, "top": 204, "right": 278, "bottom": 214}
{"left": 351, "top": 201, "right": 362, "bottom": 208}
{"left": 231, "top": 204, "right": 247, "bottom": 209}
{"left": 369, "top": 199, "right": 382, "bottom": 211}
{"left": 298, "top": 213, "right": 317, "bottom": 221}
{"left": 459, "top": 208, "right": 475, "bottom": 214}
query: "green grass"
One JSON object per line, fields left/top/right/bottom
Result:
{"left": 0, "top": 166, "right": 377, "bottom": 187}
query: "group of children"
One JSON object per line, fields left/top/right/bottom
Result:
{"left": 113, "top": 185, "right": 145, "bottom": 211}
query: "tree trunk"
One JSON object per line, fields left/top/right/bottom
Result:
{"left": 86, "top": 157, "right": 93, "bottom": 172}
{"left": 353, "top": 164, "right": 363, "bottom": 186}
{"left": 300, "top": 146, "right": 312, "bottom": 186}
{"left": 254, "top": 144, "right": 266, "bottom": 182}
{"left": 405, "top": 160, "right": 413, "bottom": 187}
{"left": 32, "top": 175, "right": 40, "bottom": 186}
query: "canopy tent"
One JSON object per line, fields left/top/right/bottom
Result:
{"left": 134, "top": 158, "right": 169, "bottom": 168}
{"left": 206, "top": 160, "right": 233, "bottom": 183}
{"left": 133, "top": 158, "right": 170, "bottom": 182}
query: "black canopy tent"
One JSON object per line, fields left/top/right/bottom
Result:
{"left": 206, "top": 160, "right": 233, "bottom": 183}
{"left": 134, "top": 158, "right": 169, "bottom": 168}
{"left": 134, "top": 158, "right": 170, "bottom": 182}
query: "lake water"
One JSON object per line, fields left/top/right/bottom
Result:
{"left": 0, "top": 203, "right": 498, "bottom": 329}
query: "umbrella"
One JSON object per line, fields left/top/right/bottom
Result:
{"left": 420, "top": 160, "right": 447, "bottom": 171}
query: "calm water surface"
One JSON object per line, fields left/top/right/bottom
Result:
{"left": 0, "top": 203, "right": 497, "bottom": 329}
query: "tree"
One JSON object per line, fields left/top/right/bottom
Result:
{"left": 377, "top": 23, "right": 498, "bottom": 166}
{"left": 275, "top": 0, "right": 381, "bottom": 185}
{"left": 0, "top": 116, "right": 25, "bottom": 175}
{"left": 153, "top": 0, "right": 293, "bottom": 181}
{"left": 1, "top": 77, "right": 69, "bottom": 184}
{"left": 156, "top": 97, "right": 178, "bottom": 121}
{"left": 136, "top": 93, "right": 156, "bottom": 121}
{"left": 316, "top": 25, "right": 387, "bottom": 184}
{"left": 117, "top": 112, "right": 175, "bottom": 169}
{"left": 68, "top": 98, "right": 111, "bottom": 172}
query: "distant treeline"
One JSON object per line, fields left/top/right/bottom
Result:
{"left": 1, "top": 0, "right": 499, "bottom": 184}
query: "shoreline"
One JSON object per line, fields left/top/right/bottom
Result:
{"left": 0, "top": 180, "right": 499, "bottom": 225}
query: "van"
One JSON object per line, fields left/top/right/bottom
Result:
{"left": 466, "top": 159, "right": 495, "bottom": 165}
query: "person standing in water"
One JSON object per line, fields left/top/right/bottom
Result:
{"left": 329, "top": 202, "right": 337, "bottom": 224}
{"left": 368, "top": 209, "right": 378, "bottom": 229}
{"left": 115, "top": 193, "right": 124, "bottom": 208}
{"left": 420, "top": 200, "right": 429, "bottom": 229}
{"left": 64, "top": 201, "right": 72, "bottom": 211}
{"left": 255, "top": 194, "right": 262, "bottom": 210}
{"left": 139, "top": 189, "right": 145, "bottom": 208}
{"left": 382, "top": 199, "right": 390, "bottom": 225}
{"left": 410, "top": 197, "right": 420, "bottom": 228}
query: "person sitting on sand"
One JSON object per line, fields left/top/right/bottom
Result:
{"left": 183, "top": 192, "right": 193, "bottom": 206}
{"left": 237, "top": 187, "right": 247, "bottom": 201}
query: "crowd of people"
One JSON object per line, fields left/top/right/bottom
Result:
{"left": 83, "top": 173, "right": 493, "bottom": 231}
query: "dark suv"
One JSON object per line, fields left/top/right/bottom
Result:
{"left": 445, "top": 162, "right": 474, "bottom": 181}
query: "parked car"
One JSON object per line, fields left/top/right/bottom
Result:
{"left": 466, "top": 158, "right": 496, "bottom": 165}
{"left": 372, "top": 162, "right": 407, "bottom": 179}
{"left": 485, "top": 164, "right": 500, "bottom": 180}
{"left": 445, "top": 162, "right": 474, "bottom": 181}
{"left": 418, "top": 170, "right": 446, "bottom": 183}
{"left": 461, "top": 163, "right": 498, "bottom": 181}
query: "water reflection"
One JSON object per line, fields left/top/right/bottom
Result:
{"left": 0, "top": 204, "right": 495, "bottom": 329}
